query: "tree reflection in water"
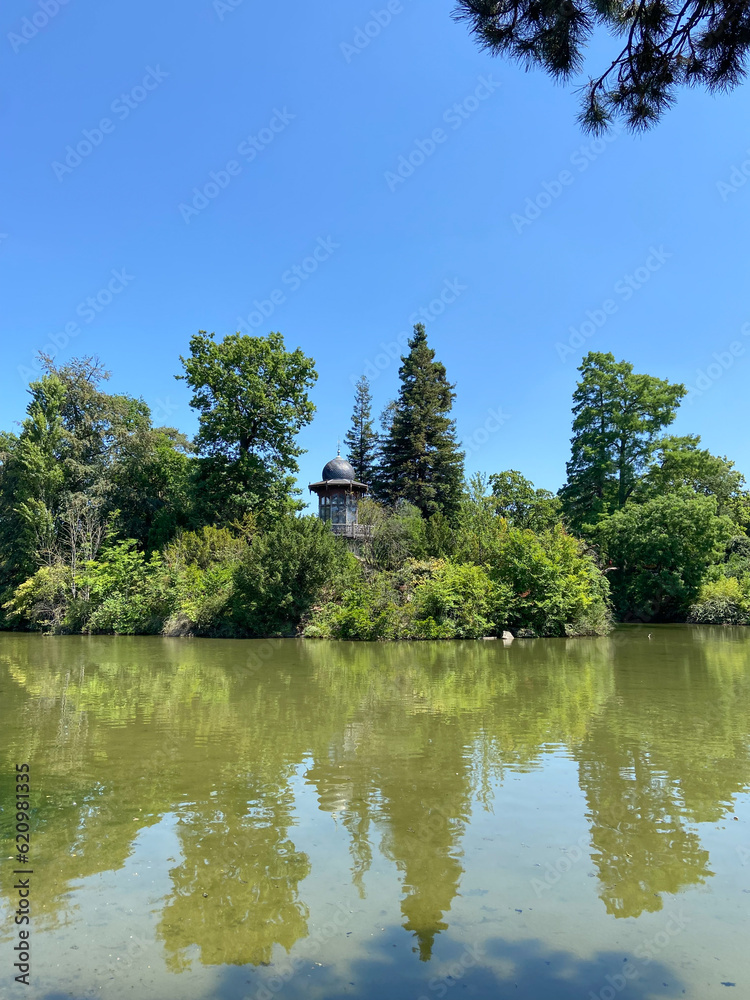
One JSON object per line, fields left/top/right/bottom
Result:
{"left": 0, "top": 626, "right": 748, "bottom": 971}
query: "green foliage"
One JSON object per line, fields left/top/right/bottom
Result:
{"left": 411, "top": 561, "right": 500, "bottom": 639}
{"left": 158, "top": 524, "right": 246, "bottom": 636}
{"left": 597, "top": 492, "right": 734, "bottom": 620}
{"left": 82, "top": 540, "right": 167, "bottom": 634}
{"left": 638, "top": 435, "right": 750, "bottom": 530}
{"left": 304, "top": 584, "right": 399, "bottom": 641}
{"left": 356, "top": 499, "right": 430, "bottom": 570}
{"left": 0, "top": 357, "right": 191, "bottom": 605}
{"left": 108, "top": 426, "right": 194, "bottom": 550}
{"left": 304, "top": 537, "right": 610, "bottom": 641}
{"left": 232, "top": 516, "right": 355, "bottom": 636}
{"left": 344, "top": 376, "right": 379, "bottom": 485}
{"left": 560, "top": 352, "right": 686, "bottom": 531}
{"left": 3, "top": 563, "right": 72, "bottom": 633}
{"left": 688, "top": 576, "right": 750, "bottom": 625}
{"left": 176, "top": 331, "right": 316, "bottom": 524}
{"left": 487, "top": 524, "right": 612, "bottom": 637}
{"left": 723, "top": 536, "right": 750, "bottom": 580}
{"left": 378, "top": 324, "right": 465, "bottom": 519}
{"left": 489, "top": 469, "right": 562, "bottom": 531}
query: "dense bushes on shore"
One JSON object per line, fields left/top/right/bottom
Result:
{"left": 2, "top": 503, "right": 612, "bottom": 639}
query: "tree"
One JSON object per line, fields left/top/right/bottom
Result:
{"left": 559, "top": 352, "right": 686, "bottom": 531}
{"left": 344, "top": 376, "right": 379, "bottom": 484}
{"left": 596, "top": 492, "right": 734, "bottom": 619}
{"left": 454, "top": 0, "right": 750, "bottom": 132}
{"left": 489, "top": 470, "right": 562, "bottom": 531}
{"left": 0, "top": 375, "right": 67, "bottom": 590}
{"left": 107, "top": 426, "right": 194, "bottom": 550}
{"left": 176, "top": 331, "right": 317, "bottom": 523}
{"left": 637, "top": 434, "right": 750, "bottom": 529}
{"left": 379, "top": 325, "right": 465, "bottom": 519}
{"left": 0, "top": 357, "right": 195, "bottom": 615}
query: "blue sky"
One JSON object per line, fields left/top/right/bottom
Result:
{"left": 3, "top": 0, "right": 750, "bottom": 512}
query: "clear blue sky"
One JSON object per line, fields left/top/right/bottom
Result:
{"left": 3, "top": 0, "right": 750, "bottom": 511}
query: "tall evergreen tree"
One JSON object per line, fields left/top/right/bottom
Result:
{"left": 379, "top": 324, "right": 464, "bottom": 519}
{"left": 560, "top": 351, "right": 686, "bottom": 531}
{"left": 344, "top": 376, "right": 379, "bottom": 484}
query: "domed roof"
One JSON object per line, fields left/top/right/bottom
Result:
{"left": 322, "top": 456, "right": 356, "bottom": 481}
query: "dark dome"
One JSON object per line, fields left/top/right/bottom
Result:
{"left": 322, "top": 456, "right": 356, "bottom": 481}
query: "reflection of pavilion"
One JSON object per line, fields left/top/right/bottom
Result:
{"left": 309, "top": 453, "right": 371, "bottom": 538}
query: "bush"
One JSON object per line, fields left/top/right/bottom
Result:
{"left": 82, "top": 540, "right": 168, "bottom": 634}
{"left": 232, "top": 516, "right": 355, "bottom": 636}
{"left": 3, "top": 563, "right": 71, "bottom": 633}
{"left": 486, "top": 524, "right": 611, "bottom": 637}
{"left": 688, "top": 577, "right": 750, "bottom": 625}
{"left": 304, "top": 586, "right": 399, "bottom": 640}
{"left": 410, "top": 561, "right": 500, "bottom": 639}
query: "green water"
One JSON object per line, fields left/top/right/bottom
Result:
{"left": 0, "top": 627, "right": 749, "bottom": 999}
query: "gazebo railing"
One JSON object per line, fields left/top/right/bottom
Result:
{"left": 330, "top": 523, "right": 372, "bottom": 539}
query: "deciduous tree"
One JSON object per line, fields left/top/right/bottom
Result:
{"left": 177, "top": 331, "right": 317, "bottom": 523}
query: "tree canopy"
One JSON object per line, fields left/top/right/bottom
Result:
{"left": 454, "top": 0, "right": 750, "bottom": 131}
{"left": 596, "top": 491, "right": 734, "bottom": 619}
{"left": 176, "top": 331, "right": 317, "bottom": 524}
{"left": 559, "top": 351, "right": 686, "bottom": 530}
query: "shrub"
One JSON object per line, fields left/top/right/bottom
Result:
{"left": 3, "top": 563, "right": 71, "bottom": 633}
{"left": 688, "top": 576, "right": 750, "bottom": 625}
{"left": 82, "top": 540, "right": 168, "bottom": 634}
{"left": 486, "top": 524, "right": 611, "bottom": 637}
{"left": 232, "top": 516, "right": 355, "bottom": 636}
{"left": 410, "top": 561, "right": 500, "bottom": 639}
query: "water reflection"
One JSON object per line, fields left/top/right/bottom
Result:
{"left": 1, "top": 627, "right": 749, "bottom": 977}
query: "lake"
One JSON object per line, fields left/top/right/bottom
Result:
{"left": 1, "top": 627, "right": 749, "bottom": 999}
